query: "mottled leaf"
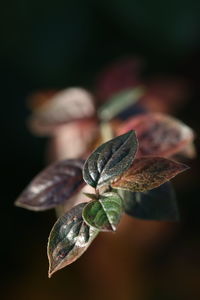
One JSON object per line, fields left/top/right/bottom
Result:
{"left": 83, "top": 130, "right": 138, "bottom": 188}
{"left": 117, "top": 113, "right": 195, "bottom": 158}
{"left": 15, "top": 159, "right": 85, "bottom": 211}
{"left": 28, "top": 88, "right": 95, "bottom": 136}
{"left": 98, "top": 87, "right": 145, "bottom": 121}
{"left": 82, "top": 192, "right": 123, "bottom": 231}
{"left": 48, "top": 203, "right": 98, "bottom": 277}
{"left": 123, "top": 182, "right": 180, "bottom": 221}
{"left": 111, "top": 157, "right": 189, "bottom": 192}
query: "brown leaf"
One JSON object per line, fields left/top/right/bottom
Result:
{"left": 111, "top": 157, "right": 189, "bottom": 192}
{"left": 116, "top": 113, "right": 195, "bottom": 158}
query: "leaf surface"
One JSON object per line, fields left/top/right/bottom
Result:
{"left": 117, "top": 113, "right": 195, "bottom": 158}
{"left": 15, "top": 159, "right": 85, "bottom": 211}
{"left": 48, "top": 203, "right": 98, "bottom": 277}
{"left": 123, "top": 182, "right": 179, "bottom": 221}
{"left": 98, "top": 87, "right": 145, "bottom": 121}
{"left": 82, "top": 192, "right": 123, "bottom": 231}
{"left": 111, "top": 157, "right": 189, "bottom": 192}
{"left": 28, "top": 88, "right": 95, "bottom": 136}
{"left": 83, "top": 131, "right": 138, "bottom": 188}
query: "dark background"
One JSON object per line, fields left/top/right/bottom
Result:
{"left": 1, "top": 1, "right": 200, "bottom": 299}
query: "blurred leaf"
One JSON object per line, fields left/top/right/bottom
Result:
{"left": 117, "top": 113, "right": 195, "bottom": 158}
{"left": 82, "top": 192, "right": 123, "bottom": 231}
{"left": 123, "top": 182, "right": 179, "bottom": 221}
{"left": 15, "top": 159, "right": 85, "bottom": 211}
{"left": 96, "top": 58, "right": 143, "bottom": 101}
{"left": 98, "top": 86, "right": 145, "bottom": 121}
{"left": 83, "top": 130, "right": 138, "bottom": 188}
{"left": 48, "top": 203, "right": 98, "bottom": 277}
{"left": 111, "top": 157, "right": 189, "bottom": 192}
{"left": 47, "top": 118, "right": 99, "bottom": 161}
{"left": 28, "top": 88, "right": 95, "bottom": 136}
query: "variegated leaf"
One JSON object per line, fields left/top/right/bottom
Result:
{"left": 117, "top": 113, "right": 195, "bottom": 158}
{"left": 15, "top": 159, "right": 85, "bottom": 211}
{"left": 48, "top": 203, "right": 98, "bottom": 277}
{"left": 111, "top": 157, "right": 189, "bottom": 192}
{"left": 82, "top": 192, "right": 123, "bottom": 232}
{"left": 83, "top": 131, "right": 138, "bottom": 188}
{"left": 28, "top": 88, "right": 95, "bottom": 136}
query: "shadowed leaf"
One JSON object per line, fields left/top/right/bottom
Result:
{"left": 82, "top": 192, "right": 123, "bottom": 232}
{"left": 48, "top": 203, "right": 98, "bottom": 277}
{"left": 83, "top": 131, "right": 138, "bottom": 188}
{"left": 15, "top": 159, "right": 85, "bottom": 211}
{"left": 111, "top": 157, "right": 189, "bottom": 192}
{"left": 117, "top": 113, "right": 195, "bottom": 158}
{"left": 123, "top": 182, "right": 179, "bottom": 221}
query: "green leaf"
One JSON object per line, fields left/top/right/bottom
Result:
{"left": 112, "top": 157, "right": 189, "bottom": 192}
{"left": 123, "top": 182, "right": 180, "bottom": 221}
{"left": 15, "top": 159, "right": 85, "bottom": 211}
{"left": 82, "top": 192, "right": 123, "bottom": 232}
{"left": 98, "top": 87, "right": 145, "bottom": 121}
{"left": 47, "top": 203, "right": 98, "bottom": 278}
{"left": 83, "top": 130, "right": 138, "bottom": 188}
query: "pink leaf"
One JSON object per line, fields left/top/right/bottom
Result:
{"left": 116, "top": 113, "right": 195, "bottom": 158}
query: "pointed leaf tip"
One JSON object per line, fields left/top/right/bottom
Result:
{"left": 47, "top": 203, "right": 98, "bottom": 277}
{"left": 83, "top": 130, "right": 138, "bottom": 188}
{"left": 112, "top": 157, "right": 189, "bottom": 192}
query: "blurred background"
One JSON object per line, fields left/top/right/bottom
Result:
{"left": 1, "top": 1, "right": 200, "bottom": 299}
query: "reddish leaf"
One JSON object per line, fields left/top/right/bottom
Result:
{"left": 47, "top": 118, "right": 99, "bottom": 161}
{"left": 28, "top": 88, "right": 95, "bottom": 136}
{"left": 96, "top": 58, "right": 143, "bottom": 102}
{"left": 111, "top": 157, "right": 189, "bottom": 192}
{"left": 116, "top": 113, "right": 195, "bottom": 158}
{"left": 15, "top": 159, "right": 85, "bottom": 211}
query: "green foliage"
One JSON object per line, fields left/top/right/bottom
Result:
{"left": 82, "top": 192, "right": 123, "bottom": 232}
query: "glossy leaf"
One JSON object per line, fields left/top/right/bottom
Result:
{"left": 123, "top": 182, "right": 179, "bottom": 221}
{"left": 82, "top": 192, "right": 123, "bottom": 232}
{"left": 98, "top": 87, "right": 145, "bottom": 121}
{"left": 83, "top": 130, "right": 138, "bottom": 188}
{"left": 48, "top": 203, "right": 99, "bottom": 277}
{"left": 15, "top": 159, "right": 85, "bottom": 211}
{"left": 117, "top": 113, "right": 195, "bottom": 158}
{"left": 28, "top": 88, "right": 95, "bottom": 136}
{"left": 111, "top": 157, "right": 189, "bottom": 192}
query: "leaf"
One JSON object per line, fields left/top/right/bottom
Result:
{"left": 47, "top": 203, "right": 99, "bottom": 277}
{"left": 47, "top": 118, "right": 99, "bottom": 161}
{"left": 95, "top": 58, "right": 143, "bottom": 101}
{"left": 123, "top": 182, "right": 180, "bottom": 221}
{"left": 116, "top": 113, "right": 195, "bottom": 158}
{"left": 28, "top": 88, "right": 95, "bottom": 136}
{"left": 82, "top": 192, "right": 123, "bottom": 232}
{"left": 83, "top": 130, "right": 138, "bottom": 188}
{"left": 111, "top": 157, "right": 189, "bottom": 192}
{"left": 98, "top": 87, "right": 145, "bottom": 121}
{"left": 15, "top": 159, "right": 85, "bottom": 211}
